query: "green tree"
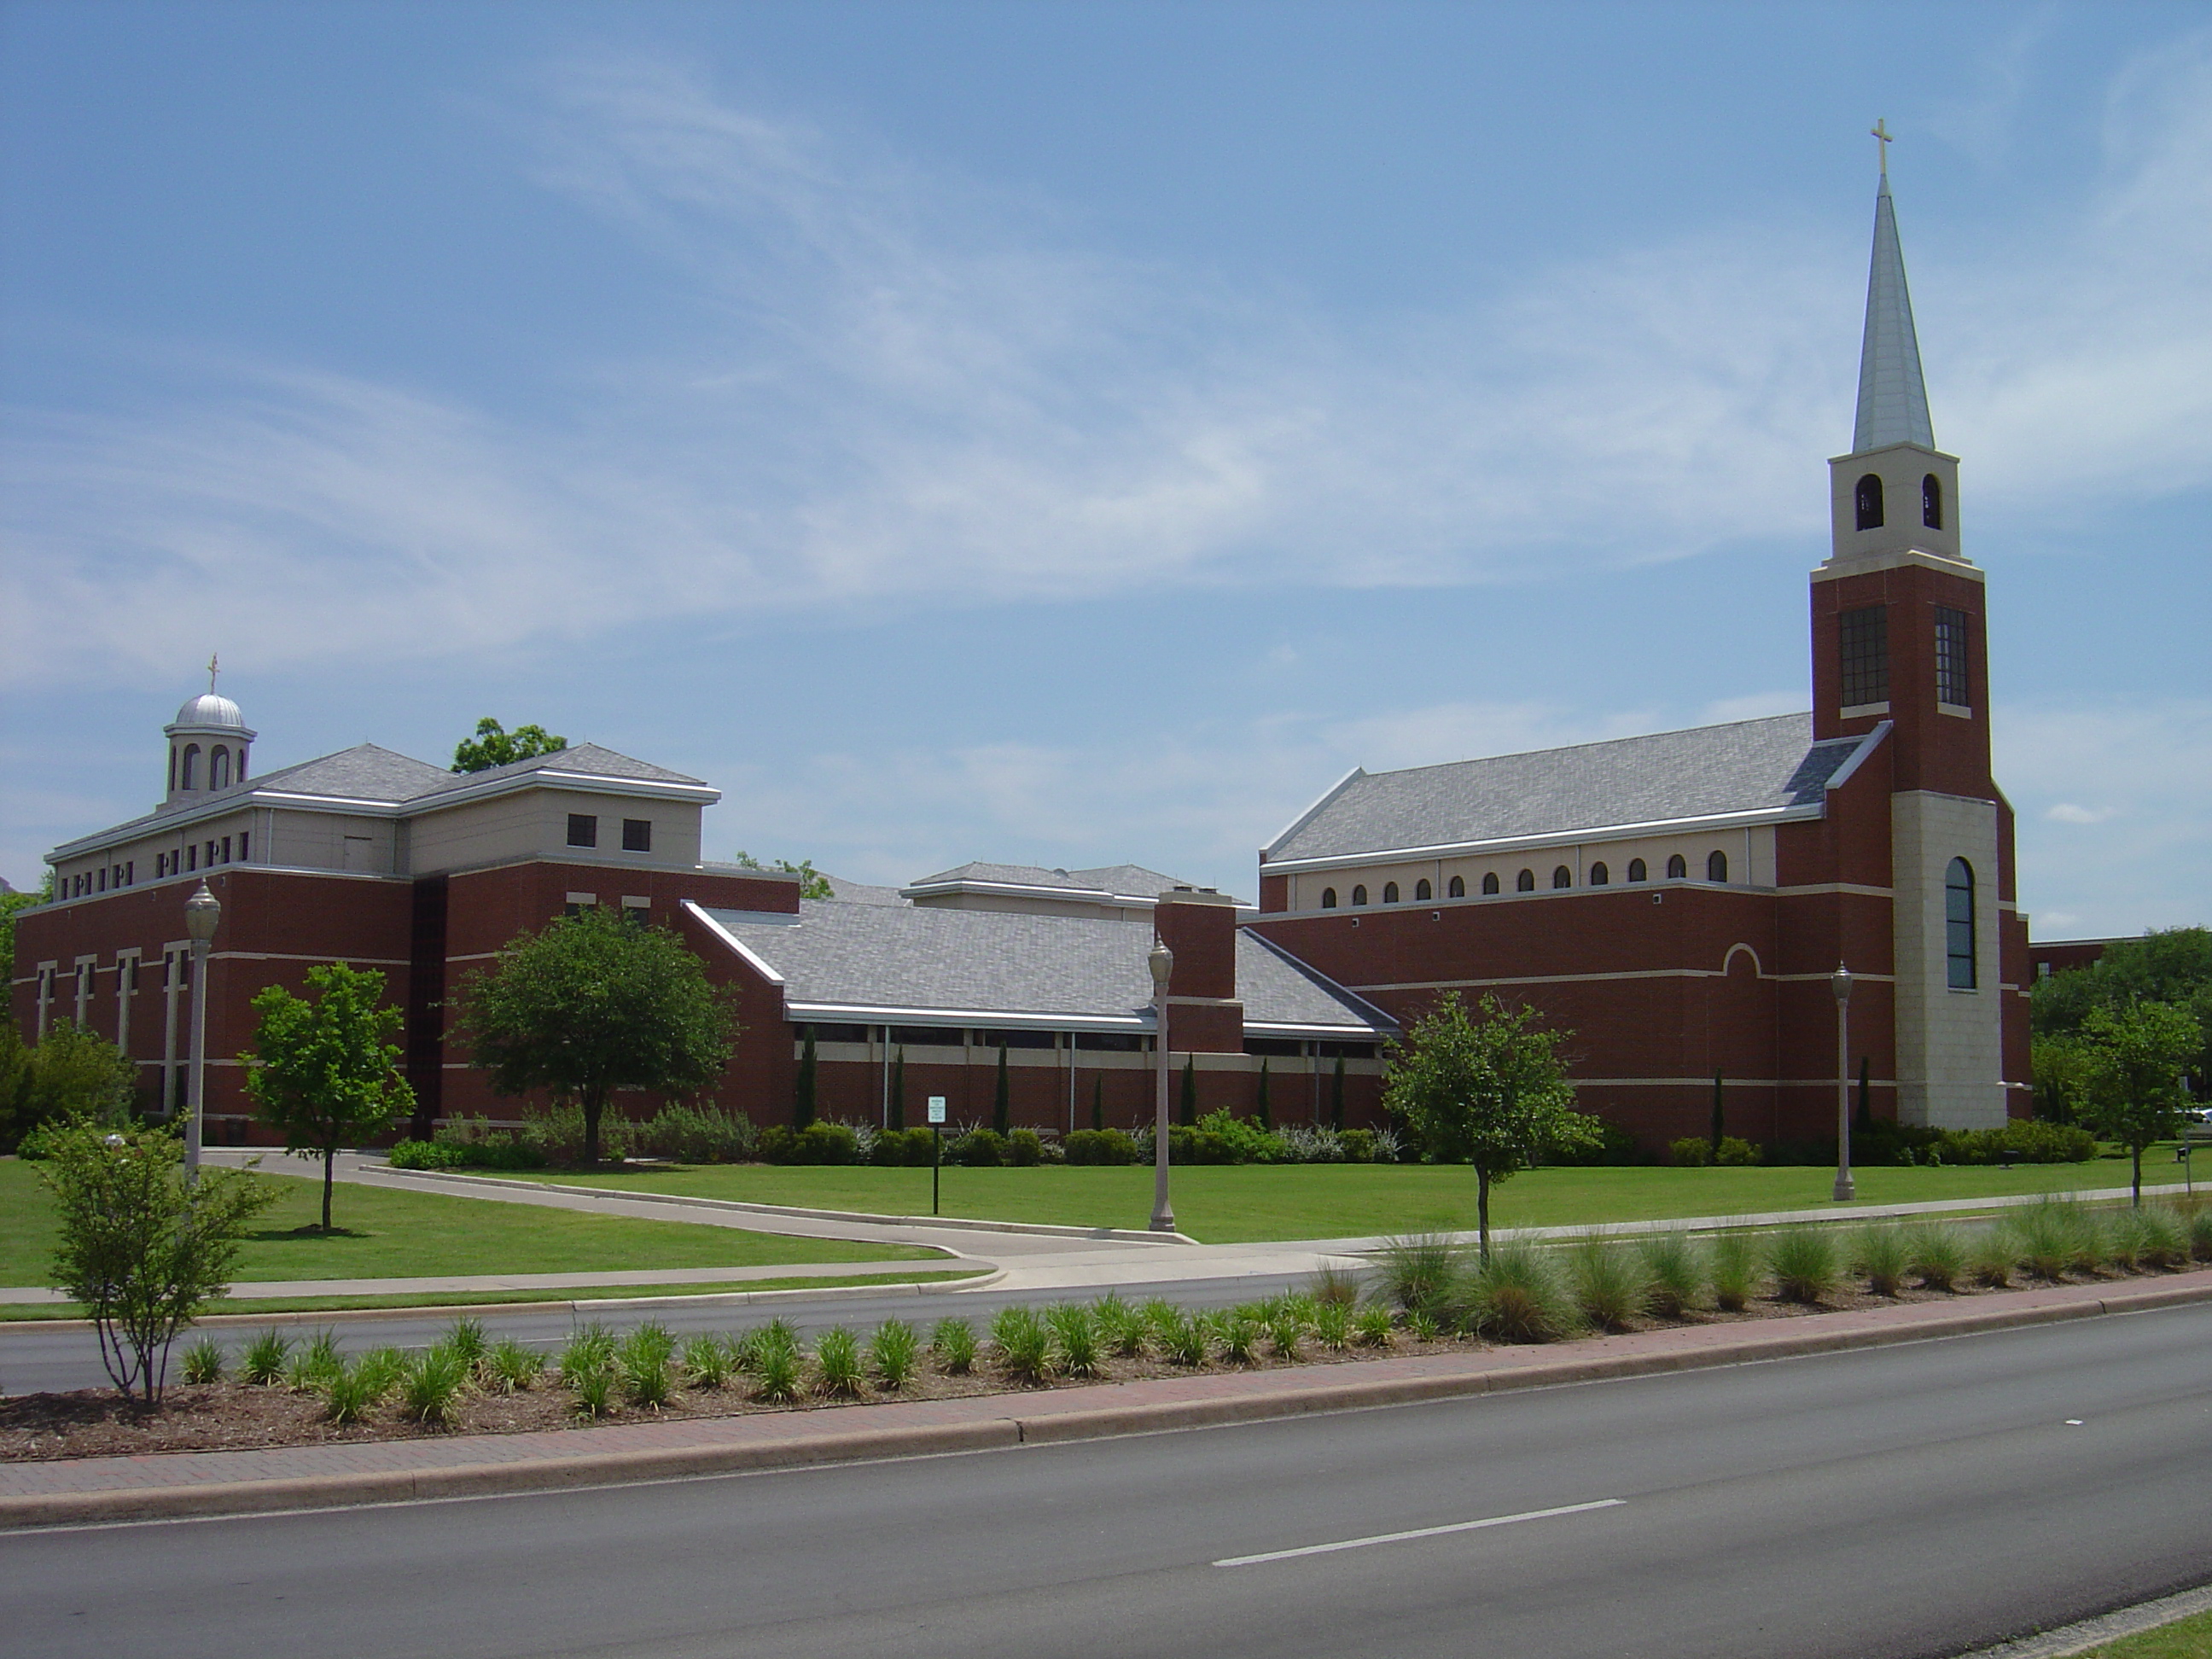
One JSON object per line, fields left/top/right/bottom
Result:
{"left": 2031, "top": 1033, "right": 2092, "bottom": 1125}
{"left": 1382, "top": 992, "right": 1600, "bottom": 1260}
{"left": 992, "top": 1043, "right": 1010, "bottom": 1136}
{"left": 451, "top": 717, "right": 568, "bottom": 773}
{"left": 794, "top": 1026, "right": 818, "bottom": 1129}
{"left": 2034, "top": 928, "right": 2212, "bottom": 1091}
{"left": 5, "top": 1018, "right": 138, "bottom": 1153}
{"left": 888, "top": 1047, "right": 906, "bottom": 1132}
{"left": 243, "top": 963, "right": 416, "bottom": 1232}
{"left": 1179, "top": 1055, "right": 1197, "bottom": 1126}
{"left": 0, "top": 873, "right": 52, "bottom": 987}
{"left": 456, "top": 907, "right": 740, "bottom": 1166}
{"left": 1330, "top": 1053, "right": 1345, "bottom": 1131}
{"left": 1091, "top": 1074, "right": 1104, "bottom": 1132}
{"left": 731, "top": 851, "right": 835, "bottom": 901}
{"left": 1254, "top": 1058, "right": 1272, "bottom": 1129}
{"left": 42, "top": 1122, "right": 276, "bottom": 1400}
{"left": 2076, "top": 999, "right": 2203, "bottom": 1206}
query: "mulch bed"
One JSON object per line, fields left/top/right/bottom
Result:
{"left": 3, "top": 1265, "right": 2199, "bottom": 1464}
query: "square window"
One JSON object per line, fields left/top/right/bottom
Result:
{"left": 1838, "top": 605, "right": 1889, "bottom": 707}
{"left": 622, "top": 818, "right": 651, "bottom": 853}
{"left": 567, "top": 813, "right": 597, "bottom": 848}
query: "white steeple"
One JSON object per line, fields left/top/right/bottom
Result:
{"left": 1851, "top": 142, "right": 1935, "bottom": 454}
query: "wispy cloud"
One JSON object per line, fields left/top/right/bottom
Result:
{"left": 6, "top": 39, "right": 2212, "bottom": 687}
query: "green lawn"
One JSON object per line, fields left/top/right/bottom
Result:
{"left": 2077, "top": 1604, "right": 2212, "bottom": 1658}
{"left": 0, "top": 1158, "right": 937, "bottom": 1288}
{"left": 515, "top": 1152, "right": 2198, "bottom": 1243}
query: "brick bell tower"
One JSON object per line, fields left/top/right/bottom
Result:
{"left": 1809, "top": 149, "right": 2019, "bottom": 1129}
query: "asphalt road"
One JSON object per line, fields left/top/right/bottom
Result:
{"left": 0, "top": 1272, "right": 1324, "bottom": 1395}
{"left": 7, "top": 1304, "right": 2209, "bottom": 1658}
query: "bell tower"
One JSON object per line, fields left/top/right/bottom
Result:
{"left": 1809, "top": 142, "right": 2008, "bottom": 1130}
{"left": 162, "top": 656, "right": 255, "bottom": 807}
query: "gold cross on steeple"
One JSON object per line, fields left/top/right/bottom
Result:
{"left": 207, "top": 653, "right": 219, "bottom": 694}
{"left": 1871, "top": 119, "right": 1894, "bottom": 175}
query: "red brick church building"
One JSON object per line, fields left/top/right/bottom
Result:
{"left": 11, "top": 165, "right": 2029, "bottom": 1150}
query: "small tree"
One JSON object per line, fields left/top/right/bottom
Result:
{"left": 795, "top": 1026, "right": 818, "bottom": 1129}
{"left": 42, "top": 1123, "right": 276, "bottom": 1401}
{"left": 888, "top": 1047, "right": 906, "bottom": 1132}
{"left": 1709, "top": 1072, "right": 1725, "bottom": 1151}
{"left": 2077, "top": 999, "right": 2203, "bottom": 1206}
{"left": 1254, "top": 1058, "right": 1272, "bottom": 1129}
{"left": 1091, "top": 1074, "right": 1104, "bottom": 1132}
{"left": 457, "top": 907, "right": 740, "bottom": 1166}
{"left": 4, "top": 1017, "right": 138, "bottom": 1152}
{"left": 731, "top": 851, "right": 836, "bottom": 900}
{"left": 451, "top": 717, "right": 567, "bottom": 773}
{"left": 1330, "top": 1054, "right": 1346, "bottom": 1131}
{"left": 244, "top": 963, "right": 416, "bottom": 1232}
{"left": 992, "top": 1043, "right": 1010, "bottom": 1136}
{"left": 1382, "top": 992, "right": 1599, "bottom": 1260}
{"left": 1179, "top": 1055, "right": 1197, "bottom": 1126}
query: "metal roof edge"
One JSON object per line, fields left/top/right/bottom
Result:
{"left": 682, "top": 900, "right": 787, "bottom": 987}
{"left": 1823, "top": 720, "right": 1893, "bottom": 795}
{"left": 785, "top": 1003, "right": 1152, "bottom": 1033}
{"left": 1239, "top": 928, "right": 1401, "bottom": 1033}
{"left": 1261, "top": 767, "right": 1366, "bottom": 862}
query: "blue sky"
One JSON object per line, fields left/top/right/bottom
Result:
{"left": 3, "top": 1, "right": 2207, "bottom": 937}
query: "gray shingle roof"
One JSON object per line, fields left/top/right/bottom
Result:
{"left": 249, "top": 744, "right": 458, "bottom": 803}
{"left": 696, "top": 901, "right": 1388, "bottom": 1036}
{"left": 410, "top": 743, "right": 707, "bottom": 798}
{"left": 905, "top": 861, "right": 1188, "bottom": 897}
{"left": 1266, "top": 713, "right": 1863, "bottom": 864}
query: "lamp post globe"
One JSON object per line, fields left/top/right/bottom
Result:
{"left": 1148, "top": 940, "right": 1175, "bottom": 1233}
{"left": 183, "top": 881, "right": 221, "bottom": 1182}
{"left": 1830, "top": 963, "right": 1854, "bottom": 1202}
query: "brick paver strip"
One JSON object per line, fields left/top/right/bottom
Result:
{"left": 5, "top": 1271, "right": 2208, "bottom": 1529}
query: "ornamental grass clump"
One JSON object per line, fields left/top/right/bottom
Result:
{"left": 1159, "top": 1309, "right": 1211, "bottom": 1367}
{"left": 867, "top": 1319, "right": 920, "bottom": 1390}
{"left": 750, "top": 1340, "right": 803, "bottom": 1405}
{"left": 1403, "top": 1307, "right": 1442, "bottom": 1342}
{"left": 322, "top": 1356, "right": 394, "bottom": 1425}
{"left": 1092, "top": 1294, "right": 1149, "bottom": 1359}
{"left": 1564, "top": 1235, "right": 1650, "bottom": 1332}
{"left": 1352, "top": 1306, "right": 1395, "bottom": 1348}
{"left": 1853, "top": 1225, "right": 1912, "bottom": 1297}
{"left": 1708, "top": 1232, "right": 1760, "bottom": 1312}
{"left": 1903, "top": 1222, "right": 1966, "bottom": 1292}
{"left": 439, "top": 1317, "right": 489, "bottom": 1373}
{"left": 1311, "top": 1300, "right": 1352, "bottom": 1351}
{"left": 179, "top": 1336, "right": 226, "bottom": 1386}
{"left": 486, "top": 1336, "right": 546, "bottom": 1393}
{"left": 2065, "top": 1206, "right": 2110, "bottom": 1277}
{"left": 1217, "top": 1308, "right": 1261, "bottom": 1364}
{"left": 1375, "top": 1233, "right": 1465, "bottom": 1319}
{"left": 1637, "top": 1231, "right": 1705, "bottom": 1318}
{"left": 1264, "top": 1299, "right": 1307, "bottom": 1359}
{"left": 1047, "top": 1304, "right": 1102, "bottom": 1378}
{"left": 1767, "top": 1226, "right": 1841, "bottom": 1305}
{"left": 930, "top": 1316, "right": 978, "bottom": 1376}
{"left": 2106, "top": 1207, "right": 2151, "bottom": 1272}
{"left": 2009, "top": 1202, "right": 2075, "bottom": 1283}
{"left": 559, "top": 1324, "right": 618, "bottom": 1389}
{"left": 1138, "top": 1298, "right": 1181, "bottom": 1343}
{"left": 284, "top": 1329, "right": 345, "bottom": 1392}
{"left": 1469, "top": 1240, "right": 1578, "bottom": 1343}
{"left": 2136, "top": 1206, "right": 2188, "bottom": 1270}
{"left": 618, "top": 1323, "right": 677, "bottom": 1408}
{"left": 680, "top": 1334, "right": 731, "bottom": 1391}
{"left": 572, "top": 1363, "right": 616, "bottom": 1418}
{"left": 1307, "top": 1264, "right": 1361, "bottom": 1308}
{"left": 1967, "top": 1225, "right": 2014, "bottom": 1288}
{"left": 2188, "top": 1204, "right": 2212, "bottom": 1263}
{"left": 992, "top": 1307, "right": 1054, "bottom": 1384}
{"left": 399, "top": 1348, "right": 470, "bottom": 1427}
{"left": 240, "top": 1328, "right": 293, "bottom": 1387}
{"left": 814, "top": 1326, "right": 864, "bottom": 1397}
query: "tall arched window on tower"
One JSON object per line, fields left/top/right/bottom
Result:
{"left": 210, "top": 747, "right": 230, "bottom": 789}
{"left": 180, "top": 745, "right": 200, "bottom": 790}
{"left": 1481, "top": 873, "right": 1499, "bottom": 895}
{"left": 1707, "top": 850, "right": 1728, "bottom": 883}
{"left": 1922, "top": 474, "right": 1942, "bottom": 529}
{"left": 1946, "top": 859, "right": 1976, "bottom": 988}
{"left": 1516, "top": 870, "right": 1535, "bottom": 893}
{"left": 1319, "top": 888, "right": 1337, "bottom": 909}
{"left": 1447, "top": 876, "right": 1465, "bottom": 899}
{"left": 1855, "top": 473, "right": 1884, "bottom": 530}
{"left": 1666, "top": 853, "right": 1687, "bottom": 880}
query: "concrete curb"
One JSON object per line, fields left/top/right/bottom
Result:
{"left": 3, "top": 1268, "right": 1007, "bottom": 1334}
{"left": 370, "top": 1164, "right": 1200, "bottom": 1245}
{"left": 6, "top": 1272, "right": 2208, "bottom": 1531}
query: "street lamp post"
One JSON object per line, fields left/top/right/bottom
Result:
{"left": 183, "top": 881, "right": 221, "bottom": 1183}
{"left": 1148, "top": 940, "right": 1175, "bottom": 1233}
{"left": 1831, "top": 963, "right": 1854, "bottom": 1202}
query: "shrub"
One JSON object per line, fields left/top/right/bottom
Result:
{"left": 1351, "top": 1306, "right": 1396, "bottom": 1348}
{"left": 1047, "top": 1303, "right": 1102, "bottom": 1377}
{"left": 1375, "top": 1232, "right": 1465, "bottom": 1318}
{"left": 632, "top": 1103, "right": 756, "bottom": 1165}
{"left": 1275, "top": 1123, "right": 1346, "bottom": 1164}
{"left": 1637, "top": 1232, "right": 1704, "bottom": 1318}
{"left": 1004, "top": 1128, "right": 1045, "bottom": 1167}
{"left": 1312, "top": 1301, "right": 1352, "bottom": 1351}
{"left": 1768, "top": 1227, "right": 1841, "bottom": 1304}
{"left": 1092, "top": 1294, "right": 1149, "bottom": 1358}
{"left": 1714, "top": 1136, "right": 1762, "bottom": 1167}
{"left": 387, "top": 1136, "right": 548, "bottom": 1171}
{"left": 1338, "top": 1127, "right": 1377, "bottom": 1163}
{"left": 930, "top": 1316, "right": 978, "bottom": 1375}
{"left": 680, "top": 1334, "right": 731, "bottom": 1391}
{"left": 1936, "top": 1121, "right": 2098, "bottom": 1166}
{"left": 799, "top": 1123, "right": 859, "bottom": 1166}
{"left": 1708, "top": 1232, "right": 1760, "bottom": 1311}
{"left": 868, "top": 1319, "right": 920, "bottom": 1389}
{"left": 1903, "top": 1222, "right": 1967, "bottom": 1291}
{"left": 486, "top": 1337, "right": 546, "bottom": 1392}
{"left": 1852, "top": 1225, "right": 1911, "bottom": 1296}
{"left": 1565, "top": 1236, "right": 1650, "bottom": 1331}
{"left": 399, "top": 1348, "right": 470, "bottom": 1426}
{"left": 1470, "top": 1241, "right": 1579, "bottom": 1342}
{"left": 1192, "top": 1110, "right": 1285, "bottom": 1165}
{"left": 812, "top": 1326, "right": 864, "bottom": 1396}
{"left": 954, "top": 1128, "right": 1005, "bottom": 1167}
{"left": 1668, "top": 1137, "right": 1714, "bottom": 1168}
{"left": 241, "top": 1329, "right": 293, "bottom": 1387}
{"left": 1545, "top": 1119, "right": 1647, "bottom": 1167}
{"left": 992, "top": 1307, "right": 1054, "bottom": 1383}
{"left": 1368, "top": 1126, "right": 1408, "bottom": 1164}
{"left": 1062, "top": 1128, "right": 1140, "bottom": 1166}
{"left": 871, "top": 1127, "right": 939, "bottom": 1167}
{"left": 180, "top": 1336, "right": 226, "bottom": 1385}
{"left": 521, "top": 1100, "right": 632, "bottom": 1167}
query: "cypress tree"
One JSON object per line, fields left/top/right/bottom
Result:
{"left": 1330, "top": 1054, "right": 1346, "bottom": 1131}
{"left": 993, "top": 1041, "right": 1010, "bottom": 1136}
{"left": 1854, "top": 1057, "right": 1872, "bottom": 1132}
{"left": 1179, "top": 1055, "right": 1197, "bottom": 1126}
{"left": 1254, "top": 1058, "right": 1272, "bottom": 1128}
{"left": 794, "top": 1026, "right": 818, "bottom": 1129}
{"left": 1710, "top": 1072, "right": 1725, "bottom": 1150}
{"left": 1091, "top": 1074, "right": 1104, "bottom": 1132}
{"left": 888, "top": 1047, "right": 905, "bottom": 1132}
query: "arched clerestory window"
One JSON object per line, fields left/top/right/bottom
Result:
{"left": 1516, "top": 869, "right": 1536, "bottom": 893}
{"left": 1923, "top": 474, "right": 1942, "bottom": 530}
{"left": 1589, "top": 862, "right": 1609, "bottom": 886}
{"left": 1855, "top": 474, "right": 1884, "bottom": 530}
{"left": 1666, "top": 853, "right": 1687, "bottom": 880}
{"left": 1627, "top": 859, "right": 1647, "bottom": 882}
{"left": 1447, "top": 876, "right": 1464, "bottom": 899}
{"left": 1946, "top": 859, "right": 1976, "bottom": 988}
{"left": 1382, "top": 882, "right": 1400, "bottom": 904}
{"left": 1414, "top": 878, "right": 1432, "bottom": 901}
{"left": 1320, "top": 888, "right": 1337, "bottom": 910}
{"left": 1707, "top": 850, "right": 1728, "bottom": 883}
{"left": 1552, "top": 865, "right": 1573, "bottom": 889}
{"left": 1351, "top": 884, "right": 1369, "bottom": 906}
{"left": 1481, "top": 872, "right": 1500, "bottom": 895}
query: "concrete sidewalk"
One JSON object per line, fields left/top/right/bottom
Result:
{"left": 7, "top": 1269, "right": 2208, "bottom": 1530}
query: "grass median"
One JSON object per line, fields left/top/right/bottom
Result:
{"left": 0, "top": 1157, "right": 941, "bottom": 1290}
{"left": 509, "top": 1151, "right": 2201, "bottom": 1243}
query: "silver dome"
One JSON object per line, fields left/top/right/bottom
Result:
{"left": 172, "top": 692, "right": 247, "bottom": 730}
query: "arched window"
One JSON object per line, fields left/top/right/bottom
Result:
{"left": 1352, "top": 884, "right": 1369, "bottom": 906}
{"left": 1922, "top": 474, "right": 1942, "bottom": 530}
{"left": 1946, "top": 859, "right": 1976, "bottom": 988}
{"left": 180, "top": 745, "right": 200, "bottom": 790}
{"left": 1447, "top": 876, "right": 1464, "bottom": 899}
{"left": 1666, "top": 853, "right": 1687, "bottom": 880}
{"left": 1516, "top": 869, "right": 1535, "bottom": 893}
{"left": 1382, "top": 882, "right": 1400, "bottom": 904}
{"left": 1414, "top": 878, "right": 1432, "bottom": 901}
{"left": 1320, "top": 888, "right": 1337, "bottom": 910}
{"left": 210, "top": 747, "right": 230, "bottom": 789}
{"left": 1855, "top": 473, "right": 1884, "bottom": 530}
{"left": 167, "top": 748, "right": 178, "bottom": 793}
{"left": 1627, "top": 858, "right": 1647, "bottom": 882}
{"left": 1481, "top": 872, "right": 1500, "bottom": 895}
{"left": 1551, "top": 865, "right": 1572, "bottom": 888}
{"left": 1589, "top": 862, "right": 1609, "bottom": 886}
{"left": 1707, "top": 850, "right": 1728, "bottom": 883}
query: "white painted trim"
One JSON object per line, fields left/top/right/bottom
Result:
{"left": 1348, "top": 966, "right": 1897, "bottom": 993}
{"left": 682, "top": 899, "right": 786, "bottom": 987}
{"left": 1260, "top": 803, "right": 1824, "bottom": 874}
{"left": 1260, "top": 766, "right": 1366, "bottom": 861}
{"left": 1823, "top": 720, "right": 1891, "bottom": 794}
